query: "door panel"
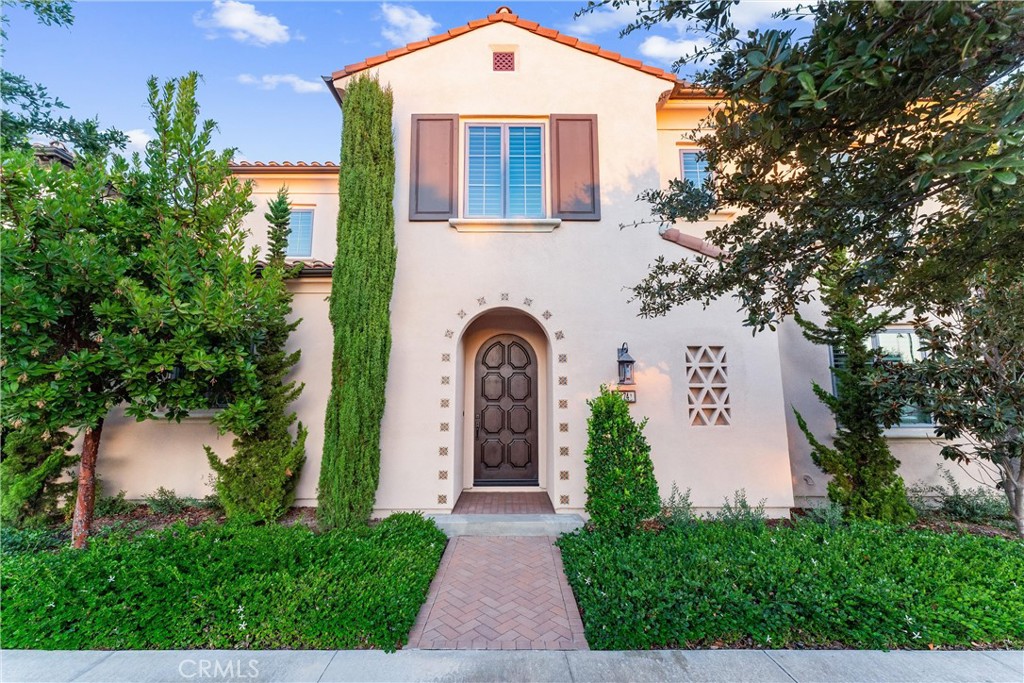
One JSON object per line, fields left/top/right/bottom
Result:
{"left": 474, "top": 334, "right": 539, "bottom": 485}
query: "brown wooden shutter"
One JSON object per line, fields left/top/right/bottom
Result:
{"left": 549, "top": 115, "right": 600, "bottom": 221}
{"left": 409, "top": 114, "right": 458, "bottom": 221}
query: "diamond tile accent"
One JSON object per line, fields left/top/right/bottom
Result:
{"left": 439, "top": 446, "right": 449, "bottom": 456}
{"left": 440, "top": 398, "right": 450, "bottom": 408}
{"left": 501, "top": 292, "right": 509, "bottom": 301}
{"left": 685, "top": 345, "right": 732, "bottom": 426}
{"left": 442, "top": 353, "right": 451, "bottom": 362}
{"left": 440, "top": 422, "right": 450, "bottom": 432}
{"left": 555, "top": 330, "right": 564, "bottom": 340}
{"left": 445, "top": 329, "right": 454, "bottom": 339}
{"left": 560, "top": 446, "right": 569, "bottom": 456}
{"left": 458, "top": 309, "right": 467, "bottom": 319}
{"left": 441, "top": 376, "right": 450, "bottom": 385}
{"left": 560, "top": 495, "right": 570, "bottom": 505}
{"left": 438, "top": 494, "right": 447, "bottom": 505}
{"left": 439, "top": 470, "right": 448, "bottom": 480}
{"left": 523, "top": 297, "right": 533, "bottom": 306}
{"left": 560, "top": 471, "right": 569, "bottom": 481}
{"left": 558, "top": 354, "right": 567, "bottom": 363}
{"left": 559, "top": 423, "right": 568, "bottom": 432}
{"left": 559, "top": 399, "right": 568, "bottom": 409}
{"left": 558, "top": 376, "right": 568, "bottom": 386}
{"left": 542, "top": 310, "right": 552, "bottom": 320}
{"left": 477, "top": 297, "right": 487, "bottom": 306}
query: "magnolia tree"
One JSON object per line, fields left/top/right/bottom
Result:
{"left": 876, "top": 271, "right": 1024, "bottom": 536}
{"left": 593, "top": 0, "right": 1024, "bottom": 325}
{"left": 1, "top": 73, "right": 274, "bottom": 547}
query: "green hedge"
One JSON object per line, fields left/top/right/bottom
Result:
{"left": 1, "top": 513, "right": 446, "bottom": 651}
{"left": 558, "top": 522, "right": 1024, "bottom": 650}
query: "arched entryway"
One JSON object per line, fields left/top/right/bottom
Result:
{"left": 458, "top": 308, "right": 552, "bottom": 502}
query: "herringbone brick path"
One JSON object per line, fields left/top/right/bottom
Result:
{"left": 407, "top": 536, "right": 588, "bottom": 650}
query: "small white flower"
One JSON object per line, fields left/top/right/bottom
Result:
{"left": 904, "top": 614, "right": 914, "bottom": 625}
{"left": 108, "top": 575, "right": 115, "bottom": 583}
{"left": 811, "top": 558, "right": 818, "bottom": 566}
{"left": 766, "top": 635, "right": 772, "bottom": 643}
{"left": 239, "top": 621, "right": 247, "bottom": 631}
{"left": 47, "top": 602, "right": 55, "bottom": 608}
{"left": 236, "top": 605, "right": 245, "bottom": 614}
{"left": 912, "top": 631, "right": 922, "bottom": 640}
{"left": 584, "top": 577, "right": 592, "bottom": 585}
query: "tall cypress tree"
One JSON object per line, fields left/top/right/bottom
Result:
{"left": 206, "top": 186, "right": 307, "bottom": 522}
{"left": 794, "top": 253, "right": 915, "bottom": 523}
{"left": 318, "top": 76, "right": 396, "bottom": 528}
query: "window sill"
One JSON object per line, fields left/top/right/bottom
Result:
{"left": 449, "top": 218, "right": 562, "bottom": 233}
{"left": 883, "top": 427, "right": 940, "bottom": 440}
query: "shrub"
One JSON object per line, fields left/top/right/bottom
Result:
{"left": 583, "top": 386, "right": 661, "bottom": 535}
{"left": 800, "top": 501, "right": 846, "bottom": 529}
{"left": 143, "top": 487, "right": 195, "bottom": 515}
{"left": 912, "top": 467, "right": 1011, "bottom": 524}
{"left": 709, "top": 489, "right": 766, "bottom": 529}
{"left": 1, "top": 513, "right": 446, "bottom": 651}
{"left": 558, "top": 523, "right": 1024, "bottom": 650}
{"left": 93, "top": 490, "right": 138, "bottom": 518}
{"left": 658, "top": 483, "right": 695, "bottom": 528}
{"left": 0, "top": 527, "right": 66, "bottom": 555}
{"left": 0, "top": 428, "right": 77, "bottom": 528}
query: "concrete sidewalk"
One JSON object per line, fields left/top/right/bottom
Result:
{"left": 2, "top": 649, "right": 1021, "bottom": 683}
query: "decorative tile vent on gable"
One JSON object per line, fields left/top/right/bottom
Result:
{"left": 493, "top": 51, "right": 515, "bottom": 71}
{"left": 685, "top": 345, "right": 731, "bottom": 426}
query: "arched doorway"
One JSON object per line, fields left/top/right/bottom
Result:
{"left": 474, "top": 334, "right": 539, "bottom": 485}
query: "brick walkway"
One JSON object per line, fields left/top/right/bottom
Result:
{"left": 407, "top": 536, "right": 588, "bottom": 650}
{"left": 452, "top": 491, "right": 555, "bottom": 514}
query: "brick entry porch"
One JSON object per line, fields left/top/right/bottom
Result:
{"left": 452, "top": 491, "right": 555, "bottom": 514}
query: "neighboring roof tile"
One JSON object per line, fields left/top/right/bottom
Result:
{"left": 255, "top": 258, "right": 334, "bottom": 278}
{"left": 660, "top": 228, "right": 724, "bottom": 258}
{"left": 229, "top": 161, "right": 339, "bottom": 174}
{"left": 330, "top": 7, "right": 681, "bottom": 84}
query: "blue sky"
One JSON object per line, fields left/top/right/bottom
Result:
{"left": 4, "top": 1, "right": 796, "bottom": 162}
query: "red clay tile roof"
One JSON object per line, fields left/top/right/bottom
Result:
{"left": 230, "top": 161, "right": 339, "bottom": 174}
{"left": 255, "top": 258, "right": 334, "bottom": 278}
{"left": 660, "top": 228, "right": 724, "bottom": 258}
{"left": 331, "top": 7, "right": 682, "bottom": 84}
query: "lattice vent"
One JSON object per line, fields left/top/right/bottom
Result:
{"left": 493, "top": 51, "right": 515, "bottom": 71}
{"left": 685, "top": 345, "right": 731, "bottom": 426}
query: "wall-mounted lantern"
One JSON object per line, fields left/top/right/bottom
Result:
{"left": 617, "top": 342, "right": 635, "bottom": 386}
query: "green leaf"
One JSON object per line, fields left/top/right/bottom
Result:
{"left": 992, "top": 171, "right": 1017, "bottom": 185}
{"left": 797, "top": 71, "right": 816, "bottom": 95}
{"left": 760, "top": 73, "right": 778, "bottom": 94}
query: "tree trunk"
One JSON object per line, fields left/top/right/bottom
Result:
{"left": 1000, "top": 457, "right": 1024, "bottom": 538}
{"left": 71, "top": 419, "right": 104, "bottom": 549}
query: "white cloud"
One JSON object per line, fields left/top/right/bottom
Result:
{"left": 124, "top": 129, "right": 153, "bottom": 155}
{"left": 563, "top": 5, "right": 637, "bottom": 37}
{"left": 731, "top": 0, "right": 799, "bottom": 31}
{"left": 379, "top": 3, "right": 439, "bottom": 46}
{"left": 638, "top": 35, "right": 711, "bottom": 66}
{"left": 237, "top": 73, "right": 323, "bottom": 94}
{"left": 194, "top": 0, "right": 290, "bottom": 47}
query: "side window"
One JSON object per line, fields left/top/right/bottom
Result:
{"left": 680, "top": 149, "right": 712, "bottom": 191}
{"left": 830, "top": 329, "right": 930, "bottom": 426}
{"left": 286, "top": 209, "right": 313, "bottom": 258}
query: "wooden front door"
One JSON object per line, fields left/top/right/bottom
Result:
{"left": 474, "top": 334, "right": 539, "bottom": 486}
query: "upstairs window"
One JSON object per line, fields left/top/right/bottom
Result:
{"left": 286, "top": 209, "right": 313, "bottom": 257}
{"left": 680, "top": 150, "right": 712, "bottom": 190}
{"left": 466, "top": 124, "right": 544, "bottom": 218}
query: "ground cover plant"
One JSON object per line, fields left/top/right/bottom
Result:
{"left": 558, "top": 521, "right": 1024, "bottom": 650}
{"left": 1, "top": 513, "right": 446, "bottom": 651}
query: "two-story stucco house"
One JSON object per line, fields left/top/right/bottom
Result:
{"left": 94, "top": 7, "right": 964, "bottom": 518}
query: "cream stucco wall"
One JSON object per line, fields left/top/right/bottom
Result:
{"left": 334, "top": 22, "right": 794, "bottom": 517}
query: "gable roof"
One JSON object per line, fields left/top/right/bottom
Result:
{"left": 329, "top": 6, "right": 682, "bottom": 85}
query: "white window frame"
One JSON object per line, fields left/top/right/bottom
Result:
{"left": 828, "top": 328, "right": 932, "bottom": 427}
{"left": 679, "top": 148, "right": 713, "bottom": 191}
{"left": 463, "top": 122, "right": 547, "bottom": 220}
{"left": 286, "top": 208, "right": 314, "bottom": 258}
